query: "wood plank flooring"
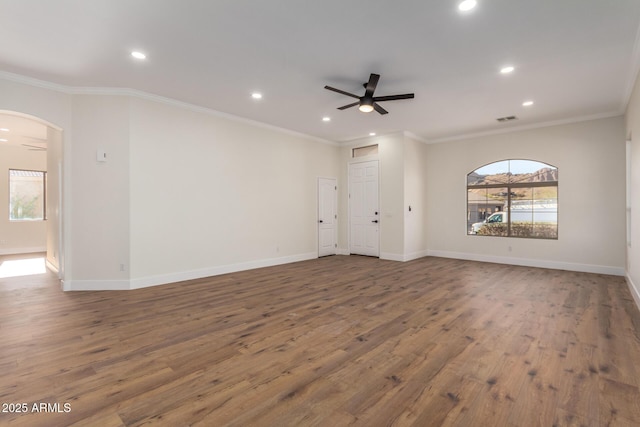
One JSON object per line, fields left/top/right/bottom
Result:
{"left": 1, "top": 255, "right": 640, "bottom": 426}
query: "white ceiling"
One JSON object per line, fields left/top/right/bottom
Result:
{"left": 1, "top": 0, "right": 640, "bottom": 143}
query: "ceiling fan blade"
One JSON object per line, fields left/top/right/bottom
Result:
{"left": 324, "top": 85, "right": 360, "bottom": 99}
{"left": 373, "top": 93, "right": 415, "bottom": 102}
{"left": 373, "top": 103, "right": 388, "bottom": 115}
{"left": 337, "top": 101, "right": 360, "bottom": 110}
{"left": 364, "top": 74, "right": 380, "bottom": 98}
{"left": 22, "top": 144, "right": 46, "bottom": 151}
{"left": 24, "top": 136, "right": 47, "bottom": 142}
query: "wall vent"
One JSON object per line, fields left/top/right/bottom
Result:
{"left": 496, "top": 115, "right": 518, "bottom": 122}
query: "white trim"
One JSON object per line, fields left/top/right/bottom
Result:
{"left": 427, "top": 250, "right": 625, "bottom": 276}
{"left": 45, "top": 259, "right": 59, "bottom": 274}
{"left": 380, "top": 252, "right": 405, "bottom": 262}
{"left": 336, "top": 248, "right": 350, "bottom": 255}
{"left": 425, "top": 112, "right": 622, "bottom": 144}
{"left": 627, "top": 273, "right": 640, "bottom": 311}
{"left": 622, "top": 18, "right": 640, "bottom": 111}
{"left": 0, "top": 70, "right": 69, "bottom": 94}
{"left": 317, "top": 176, "right": 338, "bottom": 257}
{"left": 403, "top": 131, "right": 429, "bottom": 144}
{"left": 129, "top": 252, "right": 317, "bottom": 290}
{"left": 0, "top": 70, "right": 336, "bottom": 147}
{"left": 347, "top": 159, "right": 380, "bottom": 258}
{"left": 62, "top": 252, "right": 318, "bottom": 291}
{"left": 341, "top": 131, "right": 404, "bottom": 148}
{"left": 63, "top": 279, "right": 130, "bottom": 291}
{"left": 403, "top": 250, "right": 429, "bottom": 262}
{"left": 0, "top": 246, "right": 46, "bottom": 256}
{"left": 380, "top": 250, "right": 428, "bottom": 262}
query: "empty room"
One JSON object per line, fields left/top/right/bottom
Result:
{"left": 1, "top": 1, "right": 640, "bottom": 426}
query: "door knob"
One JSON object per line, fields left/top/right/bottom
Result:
{"left": 319, "top": 220, "right": 323, "bottom": 223}
{"left": 372, "top": 220, "right": 378, "bottom": 223}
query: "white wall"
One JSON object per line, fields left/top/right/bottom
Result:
{"left": 46, "top": 126, "right": 63, "bottom": 272}
{"left": 128, "top": 98, "right": 339, "bottom": 287}
{"left": 338, "top": 133, "right": 429, "bottom": 261}
{"left": 0, "top": 77, "right": 70, "bottom": 274}
{"left": 624, "top": 74, "right": 640, "bottom": 307}
{"left": 404, "top": 136, "right": 429, "bottom": 259}
{"left": 426, "top": 116, "right": 626, "bottom": 275}
{"left": 69, "top": 95, "right": 130, "bottom": 284}
{"left": 1, "top": 75, "right": 342, "bottom": 290}
{"left": 378, "top": 134, "right": 406, "bottom": 259}
{"left": 0, "top": 143, "right": 47, "bottom": 254}
{"left": 1, "top": 72, "right": 630, "bottom": 291}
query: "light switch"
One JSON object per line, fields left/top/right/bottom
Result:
{"left": 97, "top": 149, "right": 107, "bottom": 162}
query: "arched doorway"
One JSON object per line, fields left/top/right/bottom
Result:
{"left": 0, "top": 111, "right": 64, "bottom": 281}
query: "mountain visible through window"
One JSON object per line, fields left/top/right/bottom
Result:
{"left": 467, "top": 160, "right": 557, "bottom": 239}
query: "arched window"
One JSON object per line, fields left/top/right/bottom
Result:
{"left": 467, "top": 159, "right": 558, "bottom": 239}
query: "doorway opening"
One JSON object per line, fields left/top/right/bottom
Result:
{"left": 318, "top": 177, "right": 337, "bottom": 257}
{"left": 0, "top": 111, "right": 64, "bottom": 281}
{"left": 348, "top": 160, "right": 380, "bottom": 257}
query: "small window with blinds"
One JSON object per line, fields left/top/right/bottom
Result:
{"left": 352, "top": 144, "right": 378, "bottom": 158}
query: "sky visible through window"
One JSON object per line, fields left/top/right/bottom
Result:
{"left": 474, "top": 159, "right": 554, "bottom": 176}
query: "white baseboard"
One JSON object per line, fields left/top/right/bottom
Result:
{"left": 403, "top": 250, "right": 429, "bottom": 262}
{"left": 336, "top": 248, "right": 350, "bottom": 255}
{"left": 62, "top": 252, "right": 319, "bottom": 291}
{"left": 129, "top": 252, "right": 318, "bottom": 290}
{"left": 63, "top": 279, "right": 130, "bottom": 291}
{"left": 427, "top": 250, "right": 625, "bottom": 276}
{"left": 379, "top": 252, "right": 404, "bottom": 261}
{"left": 627, "top": 273, "right": 640, "bottom": 311}
{"left": 380, "top": 250, "right": 428, "bottom": 262}
{"left": 0, "top": 246, "right": 46, "bottom": 256}
{"left": 45, "top": 259, "right": 59, "bottom": 274}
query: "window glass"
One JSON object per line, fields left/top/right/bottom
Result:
{"left": 9, "top": 169, "right": 46, "bottom": 221}
{"left": 352, "top": 144, "right": 378, "bottom": 158}
{"left": 467, "top": 160, "right": 557, "bottom": 239}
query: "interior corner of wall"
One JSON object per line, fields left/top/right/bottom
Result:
{"left": 627, "top": 273, "right": 640, "bottom": 311}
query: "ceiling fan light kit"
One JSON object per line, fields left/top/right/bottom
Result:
{"left": 325, "top": 73, "right": 414, "bottom": 115}
{"left": 358, "top": 101, "right": 374, "bottom": 113}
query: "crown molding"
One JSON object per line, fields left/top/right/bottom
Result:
{"left": 622, "top": 18, "right": 640, "bottom": 112}
{"left": 425, "top": 111, "right": 623, "bottom": 144}
{"left": 0, "top": 70, "right": 337, "bottom": 147}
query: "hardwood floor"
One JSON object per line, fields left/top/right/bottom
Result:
{"left": 1, "top": 255, "right": 640, "bottom": 426}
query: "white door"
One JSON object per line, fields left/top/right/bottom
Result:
{"left": 349, "top": 160, "right": 379, "bottom": 257}
{"left": 318, "top": 177, "right": 337, "bottom": 257}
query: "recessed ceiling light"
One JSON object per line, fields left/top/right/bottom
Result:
{"left": 458, "top": 0, "right": 477, "bottom": 12}
{"left": 0, "top": 138, "right": 8, "bottom": 142}
{"left": 251, "top": 93, "right": 262, "bottom": 100}
{"left": 500, "top": 66, "right": 515, "bottom": 74}
{"left": 322, "top": 117, "right": 331, "bottom": 122}
{"left": 131, "top": 51, "right": 146, "bottom": 60}
{"left": 369, "top": 132, "right": 376, "bottom": 136}
{"left": 522, "top": 101, "right": 534, "bottom": 107}
{"left": 0, "top": 128, "right": 9, "bottom": 132}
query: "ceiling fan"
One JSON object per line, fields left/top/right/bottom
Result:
{"left": 324, "top": 73, "right": 414, "bottom": 115}
{"left": 21, "top": 136, "right": 47, "bottom": 151}
{"left": 22, "top": 144, "right": 46, "bottom": 151}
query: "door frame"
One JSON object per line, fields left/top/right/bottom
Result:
{"left": 0, "top": 110, "right": 65, "bottom": 282}
{"left": 317, "top": 176, "right": 338, "bottom": 257}
{"left": 348, "top": 158, "right": 380, "bottom": 257}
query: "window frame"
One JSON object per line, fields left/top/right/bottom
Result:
{"left": 467, "top": 159, "right": 558, "bottom": 239}
{"left": 352, "top": 144, "right": 379, "bottom": 158}
{"left": 9, "top": 168, "right": 47, "bottom": 222}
